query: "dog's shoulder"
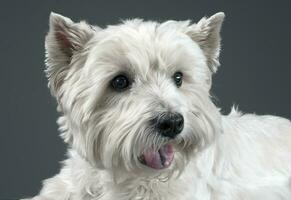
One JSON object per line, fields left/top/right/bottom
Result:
{"left": 219, "top": 107, "right": 291, "bottom": 176}
{"left": 223, "top": 106, "right": 291, "bottom": 135}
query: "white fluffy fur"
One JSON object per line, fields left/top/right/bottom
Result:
{"left": 24, "top": 12, "right": 291, "bottom": 200}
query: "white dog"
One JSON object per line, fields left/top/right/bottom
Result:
{"left": 25, "top": 12, "right": 291, "bottom": 200}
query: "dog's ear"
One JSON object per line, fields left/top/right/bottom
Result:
{"left": 45, "top": 12, "right": 97, "bottom": 96}
{"left": 186, "top": 12, "right": 225, "bottom": 73}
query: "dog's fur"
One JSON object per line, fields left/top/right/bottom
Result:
{"left": 25, "top": 12, "right": 291, "bottom": 200}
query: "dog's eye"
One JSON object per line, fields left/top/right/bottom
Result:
{"left": 173, "top": 72, "right": 183, "bottom": 87}
{"left": 111, "top": 75, "right": 130, "bottom": 91}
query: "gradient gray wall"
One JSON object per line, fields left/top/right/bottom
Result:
{"left": 1, "top": 0, "right": 290, "bottom": 199}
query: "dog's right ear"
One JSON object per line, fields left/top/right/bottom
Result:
{"left": 45, "top": 12, "right": 97, "bottom": 97}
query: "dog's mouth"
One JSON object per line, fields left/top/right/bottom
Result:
{"left": 138, "top": 143, "right": 174, "bottom": 170}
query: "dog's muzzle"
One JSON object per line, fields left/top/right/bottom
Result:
{"left": 138, "top": 112, "right": 184, "bottom": 170}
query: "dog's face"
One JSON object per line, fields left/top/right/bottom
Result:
{"left": 45, "top": 13, "right": 224, "bottom": 178}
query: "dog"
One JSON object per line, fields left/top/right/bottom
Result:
{"left": 24, "top": 12, "right": 291, "bottom": 200}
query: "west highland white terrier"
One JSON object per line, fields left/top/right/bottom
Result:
{"left": 25, "top": 12, "right": 291, "bottom": 200}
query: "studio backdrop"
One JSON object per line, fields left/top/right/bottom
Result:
{"left": 0, "top": 0, "right": 290, "bottom": 199}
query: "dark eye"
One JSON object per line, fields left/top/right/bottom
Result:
{"left": 111, "top": 74, "right": 130, "bottom": 91}
{"left": 173, "top": 72, "right": 183, "bottom": 87}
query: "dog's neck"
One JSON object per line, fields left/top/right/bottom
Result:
{"left": 64, "top": 142, "right": 219, "bottom": 200}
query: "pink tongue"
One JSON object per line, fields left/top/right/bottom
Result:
{"left": 143, "top": 144, "right": 174, "bottom": 169}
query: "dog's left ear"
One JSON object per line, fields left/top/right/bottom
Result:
{"left": 186, "top": 12, "right": 225, "bottom": 73}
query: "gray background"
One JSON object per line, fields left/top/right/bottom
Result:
{"left": 1, "top": 0, "right": 290, "bottom": 199}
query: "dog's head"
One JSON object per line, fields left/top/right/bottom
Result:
{"left": 45, "top": 12, "right": 224, "bottom": 178}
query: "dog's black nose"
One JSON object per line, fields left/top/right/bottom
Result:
{"left": 154, "top": 112, "right": 184, "bottom": 138}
